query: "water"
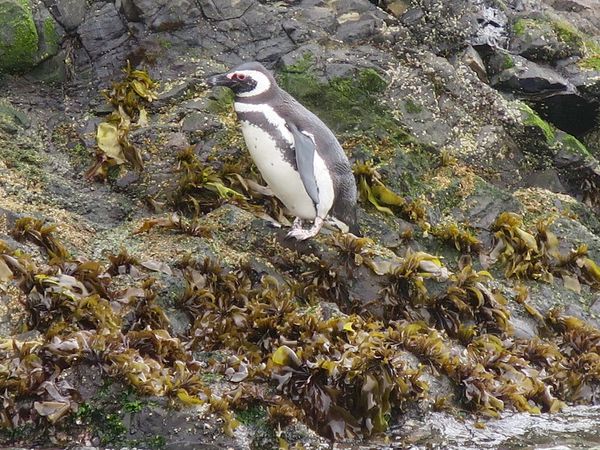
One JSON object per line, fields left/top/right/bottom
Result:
{"left": 395, "top": 406, "right": 600, "bottom": 450}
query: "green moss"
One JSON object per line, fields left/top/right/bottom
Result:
{"left": 519, "top": 102, "right": 555, "bottom": 143}
{"left": 276, "top": 57, "right": 397, "bottom": 134}
{"left": 0, "top": 0, "right": 39, "bottom": 73}
{"left": 501, "top": 54, "right": 515, "bottom": 70}
{"left": 405, "top": 99, "right": 423, "bottom": 114}
{"left": 207, "top": 87, "right": 235, "bottom": 115}
{"left": 552, "top": 20, "right": 583, "bottom": 47}
{"left": 148, "top": 435, "right": 167, "bottom": 449}
{"left": 42, "top": 17, "right": 60, "bottom": 56}
{"left": 236, "top": 404, "right": 267, "bottom": 426}
{"left": 560, "top": 133, "right": 592, "bottom": 157}
{"left": 513, "top": 18, "right": 534, "bottom": 37}
{"left": 580, "top": 55, "right": 600, "bottom": 70}
{"left": 158, "top": 38, "right": 173, "bottom": 49}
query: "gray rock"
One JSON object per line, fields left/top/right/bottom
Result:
{"left": 181, "top": 112, "right": 217, "bottom": 133}
{"left": 469, "top": 3, "right": 509, "bottom": 49}
{"left": 42, "top": 0, "right": 88, "bottom": 31}
{"left": 460, "top": 45, "right": 488, "bottom": 83}
{"left": 335, "top": 13, "right": 384, "bottom": 42}
{"left": 510, "top": 16, "right": 581, "bottom": 62}
{"left": 525, "top": 168, "right": 567, "bottom": 192}
{"left": 77, "top": 2, "right": 128, "bottom": 60}
{"left": 197, "top": 0, "right": 255, "bottom": 21}
{"left": 125, "top": 0, "right": 202, "bottom": 31}
{"left": 31, "top": 1, "right": 64, "bottom": 64}
{"left": 491, "top": 54, "right": 571, "bottom": 94}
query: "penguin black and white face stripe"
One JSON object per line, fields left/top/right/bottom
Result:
{"left": 206, "top": 61, "right": 360, "bottom": 240}
{"left": 206, "top": 69, "right": 272, "bottom": 98}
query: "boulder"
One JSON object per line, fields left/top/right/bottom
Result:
{"left": 121, "top": 0, "right": 202, "bottom": 31}
{"left": 77, "top": 3, "right": 128, "bottom": 61}
{"left": 42, "top": 0, "right": 87, "bottom": 31}
{"left": 509, "top": 15, "right": 584, "bottom": 62}
{"left": 0, "top": 0, "right": 39, "bottom": 73}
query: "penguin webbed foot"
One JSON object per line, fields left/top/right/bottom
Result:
{"left": 291, "top": 217, "right": 303, "bottom": 231}
{"left": 286, "top": 217, "right": 323, "bottom": 241}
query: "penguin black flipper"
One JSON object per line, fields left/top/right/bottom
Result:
{"left": 287, "top": 122, "right": 320, "bottom": 207}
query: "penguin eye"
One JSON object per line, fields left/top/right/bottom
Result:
{"left": 233, "top": 73, "right": 246, "bottom": 81}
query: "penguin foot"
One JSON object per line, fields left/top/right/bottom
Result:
{"left": 291, "top": 217, "right": 303, "bottom": 231}
{"left": 286, "top": 217, "right": 324, "bottom": 241}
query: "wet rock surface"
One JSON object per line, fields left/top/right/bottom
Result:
{"left": 1, "top": 0, "right": 600, "bottom": 449}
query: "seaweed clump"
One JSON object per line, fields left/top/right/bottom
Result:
{"left": 353, "top": 160, "right": 429, "bottom": 227}
{"left": 0, "top": 226, "right": 215, "bottom": 445}
{"left": 169, "top": 147, "right": 246, "bottom": 216}
{"left": 489, "top": 213, "right": 600, "bottom": 290}
{"left": 87, "top": 62, "right": 158, "bottom": 179}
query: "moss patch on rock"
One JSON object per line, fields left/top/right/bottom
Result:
{"left": 276, "top": 56, "right": 395, "bottom": 135}
{"left": 518, "top": 102, "right": 556, "bottom": 144}
{"left": 0, "top": 0, "right": 39, "bottom": 73}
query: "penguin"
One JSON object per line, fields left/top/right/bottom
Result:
{"left": 206, "top": 61, "right": 359, "bottom": 241}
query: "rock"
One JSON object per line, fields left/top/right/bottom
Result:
{"left": 547, "top": 0, "right": 597, "bottom": 13}
{"left": 399, "top": 0, "right": 475, "bottom": 55}
{"left": 123, "top": 0, "right": 202, "bottom": 31}
{"left": 386, "top": 0, "right": 409, "bottom": 18}
{"left": 0, "top": 0, "right": 39, "bottom": 73}
{"left": 460, "top": 45, "right": 488, "bottom": 83}
{"left": 469, "top": 3, "right": 509, "bottom": 49}
{"left": 181, "top": 112, "right": 217, "bottom": 134}
{"left": 509, "top": 14, "right": 584, "bottom": 62}
{"left": 491, "top": 53, "right": 571, "bottom": 94}
{"left": 29, "top": 50, "right": 67, "bottom": 83}
{"left": 529, "top": 92, "right": 598, "bottom": 136}
{"left": 31, "top": 2, "right": 64, "bottom": 67}
{"left": 525, "top": 168, "right": 567, "bottom": 192}
{"left": 42, "top": 0, "right": 88, "bottom": 31}
{"left": 335, "top": 11, "right": 384, "bottom": 42}
{"left": 557, "top": 58, "right": 600, "bottom": 103}
{"left": 77, "top": 2, "right": 128, "bottom": 61}
{"left": 0, "top": 101, "right": 30, "bottom": 133}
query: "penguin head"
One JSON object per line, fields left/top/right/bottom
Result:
{"left": 206, "top": 62, "right": 275, "bottom": 98}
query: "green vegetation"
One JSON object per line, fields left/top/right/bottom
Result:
{"left": 501, "top": 53, "right": 515, "bottom": 70}
{"left": 519, "top": 102, "right": 555, "bottom": 143}
{"left": 560, "top": 133, "right": 591, "bottom": 158}
{"left": 580, "top": 55, "right": 600, "bottom": 70}
{"left": 405, "top": 99, "right": 423, "bottom": 114}
{"left": 552, "top": 20, "right": 583, "bottom": 47}
{"left": 41, "top": 17, "right": 60, "bottom": 58}
{"left": 0, "top": 0, "right": 39, "bottom": 73}
{"left": 512, "top": 18, "right": 531, "bottom": 37}
{"left": 277, "top": 54, "right": 395, "bottom": 134}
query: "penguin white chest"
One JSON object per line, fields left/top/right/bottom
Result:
{"left": 239, "top": 121, "right": 317, "bottom": 219}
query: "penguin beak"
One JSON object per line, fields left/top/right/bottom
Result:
{"left": 206, "top": 73, "right": 236, "bottom": 88}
